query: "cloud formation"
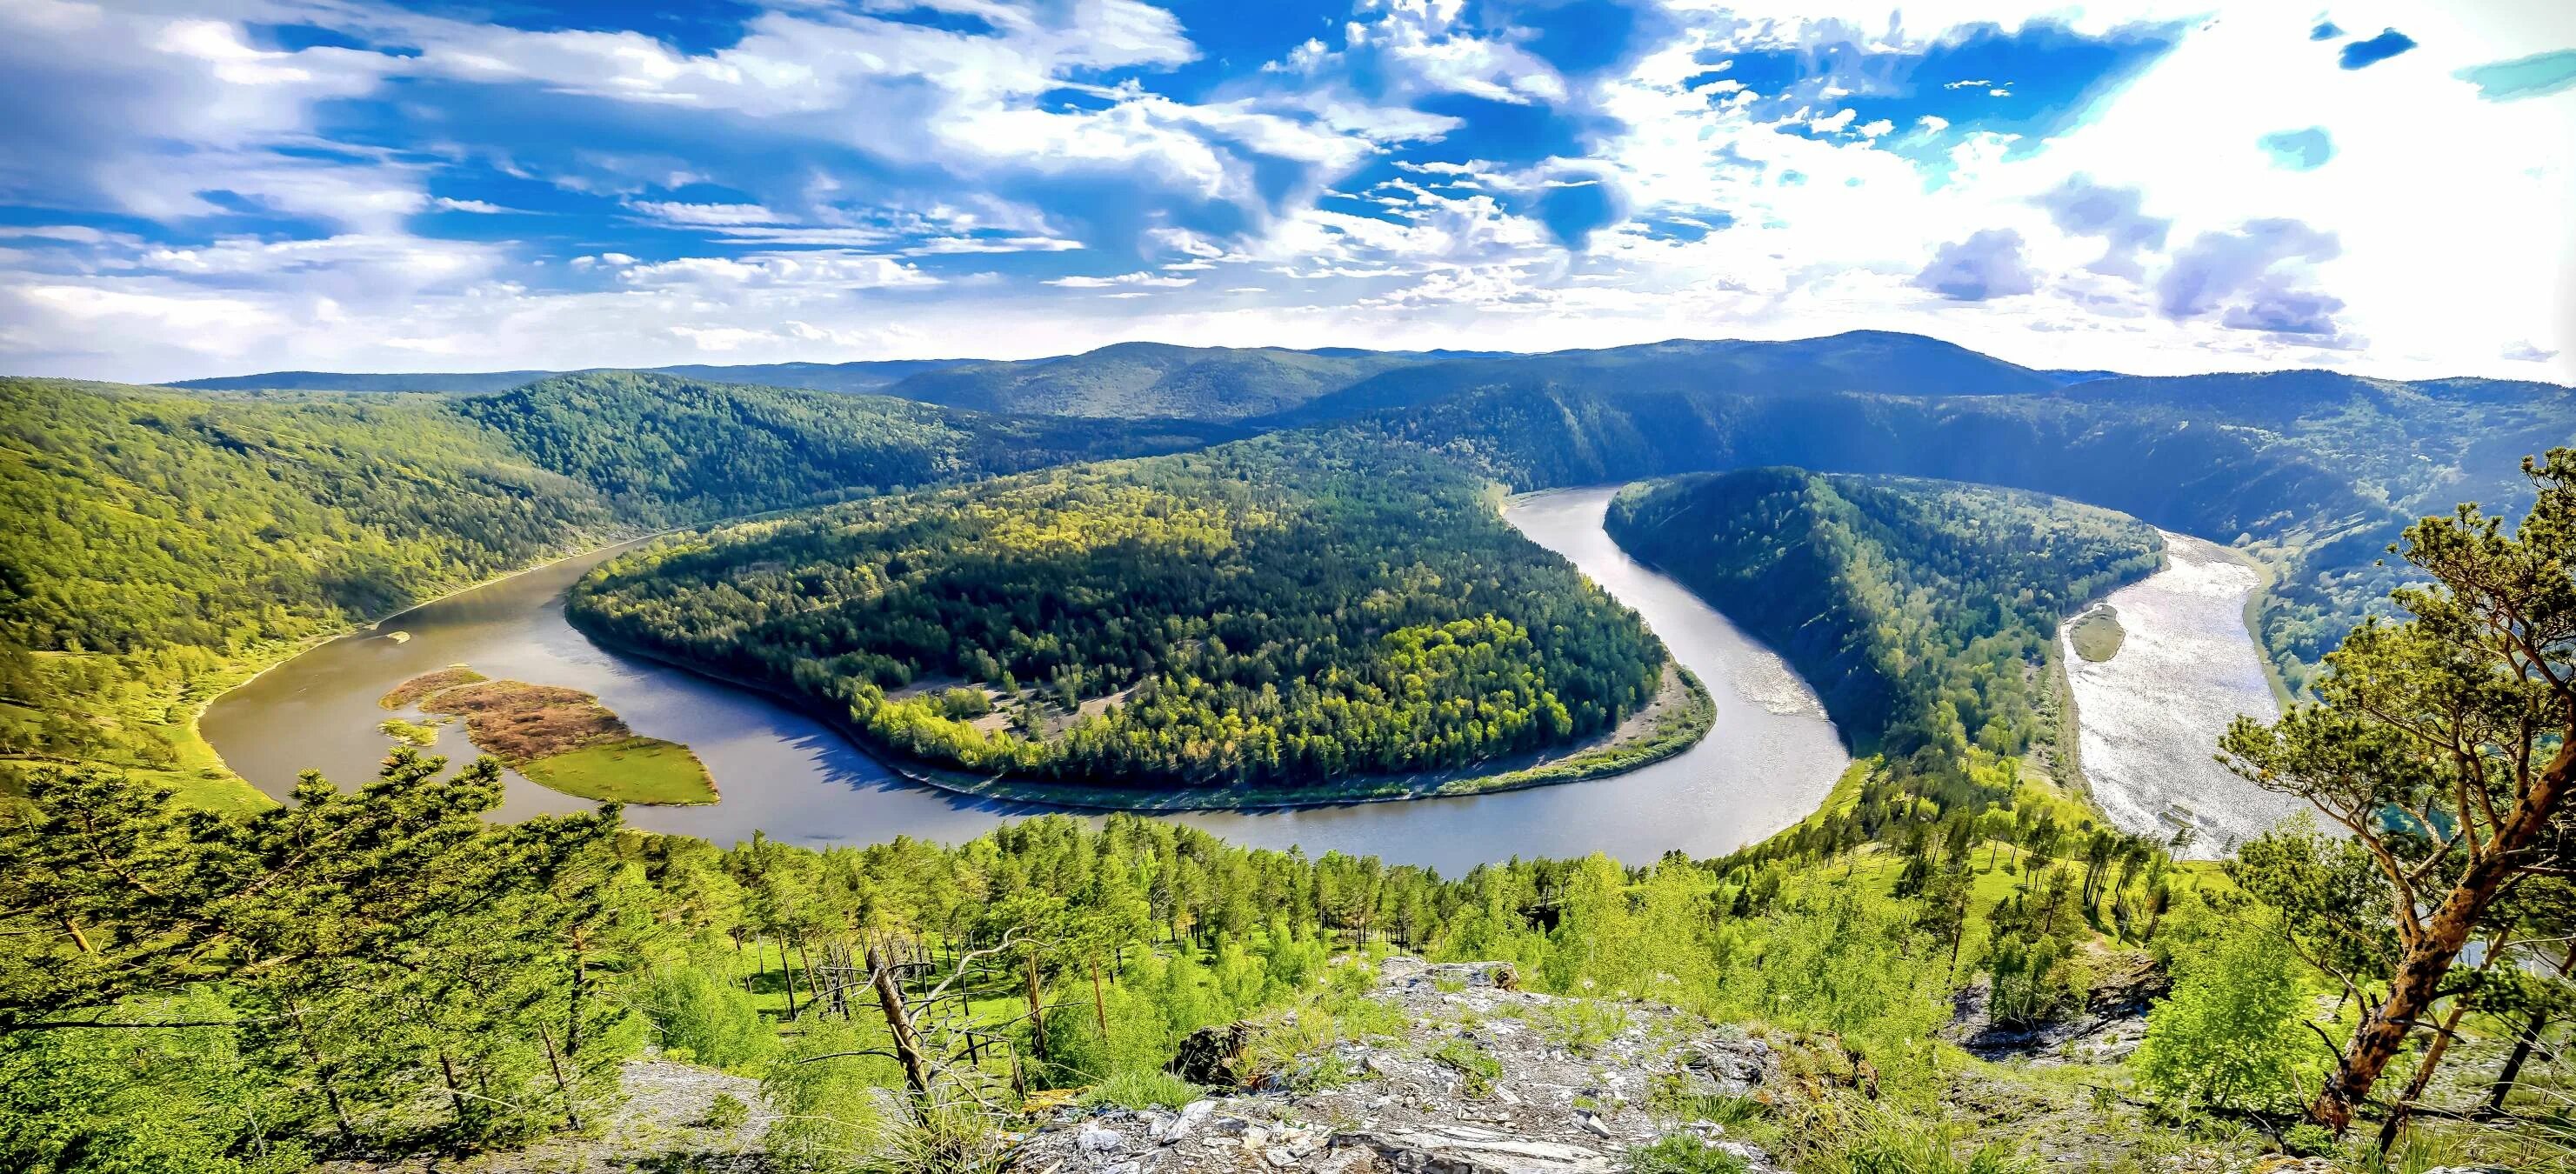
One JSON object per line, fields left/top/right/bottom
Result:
{"left": 1915, "top": 229, "right": 2035, "bottom": 301}
{"left": 0, "top": 0, "right": 2566, "bottom": 383}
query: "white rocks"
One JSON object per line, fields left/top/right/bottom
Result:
{"left": 1079, "top": 1124, "right": 1130, "bottom": 1154}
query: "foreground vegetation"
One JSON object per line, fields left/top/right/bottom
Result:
{"left": 569, "top": 432, "right": 1671, "bottom": 790}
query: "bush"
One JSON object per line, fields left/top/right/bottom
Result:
{"left": 1626, "top": 1135, "right": 1751, "bottom": 1174}
{"left": 699, "top": 1091, "right": 750, "bottom": 1131}
{"left": 641, "top": 964, "right": 773, "bottom": 1070}
{"left": 1079, "top": 1069, "right": 1203, "bottom": 1112}
{"left": 2133, "top": 913, "right": 2324, "bottom": 1114}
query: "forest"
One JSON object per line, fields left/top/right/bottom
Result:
{"left": 1605, "top": 470, "right": 2162, "bottom": 783}
{"left": 3, "top": 344, "right": 2574, "bottom": 1171}
{"left": 567, "top": 432, "right": 1668, "bottom": 788}
{"left": 0, "top": 374, "right": 1221, "bottom": 805}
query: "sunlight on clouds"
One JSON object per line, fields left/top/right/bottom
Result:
{"left": 0, "top": 0, "right": 2566, "bottom": 381}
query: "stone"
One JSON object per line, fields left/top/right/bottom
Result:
{"left": 1079, "top": 1125, "right": 1129, "bottom": 1155}
{"left": 1170, "top": 1022, "right": 1259, "bottom": 1089}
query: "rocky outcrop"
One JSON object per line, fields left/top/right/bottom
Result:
{"left": 1014, "top": 957, "right": 1784, "bottom": 1174}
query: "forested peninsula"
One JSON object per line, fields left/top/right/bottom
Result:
{"left": 566, "top": 433, "right": 1698, "bottom": 798}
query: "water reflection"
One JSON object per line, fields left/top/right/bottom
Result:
{"left": 2060, "top": 531, "right": 2300, "bottom": 857}
{"left": 205, "top": 488, "right": 1853, "bottom": 872}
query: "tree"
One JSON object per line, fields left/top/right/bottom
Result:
{"left": 2135, "top": 911, "right": 2324, "bottom": 1114}
{"left": 2221, "top": 450, "right": 2576, "bottom": 1131}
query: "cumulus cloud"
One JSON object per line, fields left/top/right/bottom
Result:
{"left": 1914, "top": 229, "right": 2035, "bottom": 301}
{"left": 2034, "top": 176, "right": 2170, "bottom": 279}
{"left": 2504, "top": 341, "right": 2560, "bottom": 363}
{"left": 2156, "top": 218, "right": 2346, "bottom": 337}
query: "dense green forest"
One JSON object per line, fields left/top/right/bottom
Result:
{"left": 455, "top": 370, "right": 1235, "bottom": 524}
{"left": 568, "top": 432, "right": 1668, "bottom": 788}
{"left": 877, "top": 342, "right": 1427, "bottom": 421}
{"left": 1606, "top": 470, "right": 2162, "bottom": 780}
{"left": 0, "top": 374, "right": 1225, "bottom": 804}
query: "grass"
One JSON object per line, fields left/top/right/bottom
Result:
{"left": 377, "top": 717, "right": 442, "bottom": 747}
{"left": 1079, "top": 1069, "right": 1203, "bottom": 1111}
{"left": 1625, "top": 1135, "right": 1751, "bottom": 1174}
{"left": 2069, "top": 608, "right": 2126, "bottom": 663}
{"left": 517, "top": 737, "right": 717, "bottom": 805}
{"left": 1431, "top": 1037, "right": 1504, "bottom": 1097}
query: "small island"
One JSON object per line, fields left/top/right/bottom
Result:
{"left": 378, "top": 669, "right": 717, "bottom": 805}
{"left": 2070, "top": 605, "right": 2126, "bottom": 663}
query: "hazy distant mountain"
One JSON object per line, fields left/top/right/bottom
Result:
{"left": 872, "top": 342, "right": 1433, "bottom": 421}
{"left": 164, "top": 358, "right": 974, "bottom": 396}
{"left": 1258, "top": 330, "right": 2064, "bottom": 425}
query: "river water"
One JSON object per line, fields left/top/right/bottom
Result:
{"left": 203, "top": 487, "right": 1849, "bottom": 873}
{"left": 2060, "top": 530, "right": 2300, "bottom": 857}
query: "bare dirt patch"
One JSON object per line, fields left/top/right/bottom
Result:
{"left": 422, "top": 679, "right": 633, "bottom": 764}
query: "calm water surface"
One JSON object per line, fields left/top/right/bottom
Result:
{"left": 2060, "top": 530, "right": 2299, "bottom": 857}
{"left": 204, "top": 487, "right": 1850, "bottom": 873}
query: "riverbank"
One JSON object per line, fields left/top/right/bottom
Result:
{"left": 571, "top": 618, "right": 1716, "bottom": 812}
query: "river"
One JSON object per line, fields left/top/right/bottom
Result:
{"left": 2060, "top": 530, "right": 2300, "bottom": 857}
{"left": 203, "top": 487, "right": 1850, "bottom": 873}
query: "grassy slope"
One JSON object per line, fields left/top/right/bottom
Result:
{"left": 2, "top": 375, "right": 1228, "bottom": 810}
{"left": 518, "top": 737, "right": 717, "bottom": 805}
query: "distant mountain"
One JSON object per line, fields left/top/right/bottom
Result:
{"left": 1258, "top": 330, "right": 2062, "bottom": 425}
{"left": 872, "top": 342, "right": 1430, "bottom": 421}
{"left": 164, "top": 358, "right": 974, "bottom": 396}
{"left": 453, "top": 371, "right": 1240, "bottom": 524}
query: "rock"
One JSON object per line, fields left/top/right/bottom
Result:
{"left": 1333, "top": 1124, "right": 1613, "bottom": 1173}
{"left": 1572, "top": 1111, "right": 1612, "bottom": 1140}
{"left": 1079, "top": 1124, "right": 1130, "bottom": 1155}
{"left": 1170, "top": 1022, "right": 1258, "bottom": 1088}
{"left": 1313, "top": 1148, "right": 1381, "bottom": 1174}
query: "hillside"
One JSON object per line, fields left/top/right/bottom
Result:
{"left": 0, "top": 374, "right": 1230, "bottom": 804}
{"left": 875, "top": 342, "right": 1425, "bottom": 421}
{"left": 1265, "top": 330, "right": 2062, "bottom": 425}
{"left": 454, "top": 370, "right": 1237, "bottom": 523}
{"left": 567, "top": 431, "right": 1678, "bottom": 792}
{"left": 166, "top": 357, "right": 971, "bottom": 396}
{"left": 1606, "top": 470, "right": 2161, "bottom": 784}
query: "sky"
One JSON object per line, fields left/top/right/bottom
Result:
{"left": 2, "top": 0, "right": 2572, "bottom": 384}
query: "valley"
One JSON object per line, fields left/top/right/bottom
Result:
{"left": 11, "top": 332, "right": 2573, "bottom": 1172}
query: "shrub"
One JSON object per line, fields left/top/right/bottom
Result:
{"left": 640, "top": 964, "right": 773, "bottom": 1070}
{"left": 1079, "top": 1069, "right": 1203, "bottom": 1112}
{"left": 699, "top": 1091, "right": 750, "bottom": 1131}
{"left": 2133, "top": 913, "right": 2324, "bottom": 1114}
{"left": 1626, "top": 1135, "right": 1752, "bottom": 1174}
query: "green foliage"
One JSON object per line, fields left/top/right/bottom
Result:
{"left": 2134, "top": 912, "right": 2324, "bottom": 1113}
{"left": 571, "top": 432, "right": 1665, "bottom": 789}
{"left": 1608, "top": 469, "right": 2159, "bottom": 777}
{"left": 698, "top": 1091, "right": 750, "bottom": 1131}
{"left": 1079, "top": 1069, "right": 1203, "bottom": 1111}
{"left": 641, "top": 966, "right": 773, "bottom": 1070}
{"left": 1625, "top": 1134, "right": 1752, "bottom": 1174}
{"left": 1430, "top": 1037, "right": 1503, "bottom": 1097}
{"left": 455, "top": 370, "right": 1231, "bottom": 524}
{"left": 884, "top": 341, "right": 1422, "bottom": 422}
{"left": 1799, "top": 1104, "right": 2034, "bottom": 1174}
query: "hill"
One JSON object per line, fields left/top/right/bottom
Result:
{"left": 165, "top": 357, "right": 972, "bottom": 396}
{"left": 1262, "top": 330, "right": 2062, "bottom": 425}
{"left": 0, "top": 374, "right": 1231, "bottom": 803}
{"left": 566, "top": 431, "right": 1679, "bottom": 793}
{"left": 1606, "top": 469, "right": 2161, "bottom": 787}
{"left": 453, "top": 370, "right": 1238, "bottom": 524}
{"left": 873, "top": 342, "right": 1426, "bottom": 421}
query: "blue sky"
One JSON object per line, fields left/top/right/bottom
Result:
{"left": 1, "top": 0, "right": 2570, "bottom": 382}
